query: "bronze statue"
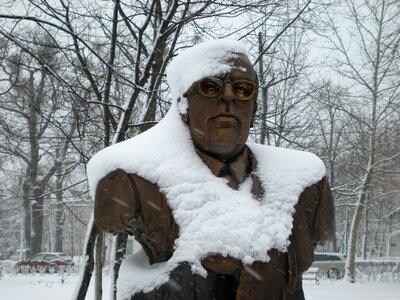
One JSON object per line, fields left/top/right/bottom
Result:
{"left": 88, "top": 40, "right": 334, "bottom": 300}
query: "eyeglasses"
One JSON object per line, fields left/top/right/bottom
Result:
{"left": 197, "top": 77, "right": 257, "bottom": 101}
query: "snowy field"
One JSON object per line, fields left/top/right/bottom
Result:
{"left": 303, "top": 280, "right": 400, "bottom": 300}
{"left": 0, "top": 273, "right": 399, "bottom": 300}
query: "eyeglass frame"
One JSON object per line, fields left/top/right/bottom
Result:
{"left": 185, "top": 76, "right": 258, "bottom": 101}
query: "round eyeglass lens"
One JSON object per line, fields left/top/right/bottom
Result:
{"left": 198, "top": 78, "right": 222, "bottom": 97}
{"left": 233, "top": 80, "right": 256, "bottom": 100}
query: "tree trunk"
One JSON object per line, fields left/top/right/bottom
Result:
{"left": 28, "top": 72, "right": 42, "bottom": 254}
{"left": 71, "top": 215, "right": 75, "bottom": 257}
{"left": 95, "top": 231, "right": 104, "bottom": 300}
{"left": 362, "top": 200, "right": 368, "bottom": 260}
{"left": 258, "top": 32, "right": 269, "bottom": 145}
{"left": 344, "top": 5, "right": 380, "bottom": 280}
{"left": 345, "top": 98, "right": 376, "bottom": 281}
{"left": 55, "top": 202, "right": 65, "bottom": 252}
{"left": 55, "top": 155, "right": 64, "bottom": 252}
{"left": 31, "top": 188, "right": 44, "bottom": 254}
{"left": 22, "top": 180, "right": 32, "bottom": 251}
{"left": 328, "top": 107, "right": 337, "bottom": 252}
{"left": 111, "top": 233, "right": 128, "bottom": 300}
{"left": 76, "top": 216, "right": 98, "bottom": 300}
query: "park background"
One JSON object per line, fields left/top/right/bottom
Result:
{"left": 0, "top": 0, "right": 399, "bottom": 299}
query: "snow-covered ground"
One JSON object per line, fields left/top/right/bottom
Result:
{"left": 0, "top": 272, "right": 109, "bottom": 300}
{"left": 303, "top": 280, "right": 400, "bottom": 300}
{"left": 0, "top": 273, "right": 399, "bottom": 300}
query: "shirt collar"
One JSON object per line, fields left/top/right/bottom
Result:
{"left": 196, "top": 146, "right": 256, "bottom": 184}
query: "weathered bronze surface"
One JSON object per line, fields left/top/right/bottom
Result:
{"left": 182, "top": 54, "right": 257, "bottom": 161}
{"left": 94, "top": 52, "right": 334, "bottom": 300}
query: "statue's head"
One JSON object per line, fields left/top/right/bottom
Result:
{"left": 167, "top": 40, "right": 258, "bottom": 161}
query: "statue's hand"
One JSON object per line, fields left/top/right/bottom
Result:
{"left": 94, "top": 169, "right": 136, "bottom": 233}
{"left": 201, "top": 254, "right": 242, "bottom": 274}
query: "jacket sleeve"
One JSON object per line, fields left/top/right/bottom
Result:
{"left": 311, "top": 177, "right": 335, "bottom": 245}
{"left": 94, "top": 169, "right": 140, "bottom": 233}
{"left": 287, "top": 177, "right": 335, "bottom": 293}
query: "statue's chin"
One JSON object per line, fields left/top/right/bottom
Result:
{"left": 190, "top": 125, "right": 248, "bottom": 161}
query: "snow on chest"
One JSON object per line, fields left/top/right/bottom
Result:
{"left": 164, "top": 173, "right": 291, "bottom": 265}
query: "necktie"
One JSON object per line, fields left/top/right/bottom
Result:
{"left": 219, "top": 165, "right": 239, "bottom": 190}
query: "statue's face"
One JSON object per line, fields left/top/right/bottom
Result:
{"left": 182, "top": 54, "right": 258, "bottom": 161}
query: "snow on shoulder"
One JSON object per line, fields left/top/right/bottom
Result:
{"left": 86, "top": 39, "right": 326, "bottom": 299}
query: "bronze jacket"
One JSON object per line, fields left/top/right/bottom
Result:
{"left": 95, "top": 147, "right": 334, "bottom": 300}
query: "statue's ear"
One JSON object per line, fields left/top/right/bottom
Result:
{"left": 178, "top": 97, "right": 189, "bottom": 124}
{"left": 181, "top": 113, "right": 189, "bottom": 124}
{"left": 250, "top": 101, "right": 257, "bottom": 128}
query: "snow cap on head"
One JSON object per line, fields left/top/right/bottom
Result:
{"left": 166, "top": 39, "right": 250, "bottom": 112}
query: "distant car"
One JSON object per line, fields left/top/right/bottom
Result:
{"left": 15, "top": 252, "right": 74, "bottom": 273}
{"left": 5, "top": 249, "right": 31, "bottom": 261}
{"left": 311, "top": 252, "right": 346, "bottom": 279}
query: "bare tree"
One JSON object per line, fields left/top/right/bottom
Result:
{"left": 243, "top": 0, "right": 328, "bottom": 149}
{"left": 324, "top": 0, "right": 400, "bottom": 282}
{"left": 309, "top": 79, "right": 350, "bottom": 252}
{"left": 0, "top": 34, "right": 77, "bottom": 254}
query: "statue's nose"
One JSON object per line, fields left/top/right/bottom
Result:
{"left": 222, "top": 82, "right": 235, "bottom": 102}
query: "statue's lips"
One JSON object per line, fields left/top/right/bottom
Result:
{"left": 209, "top": 114, "right": 240, "bottom": 128}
